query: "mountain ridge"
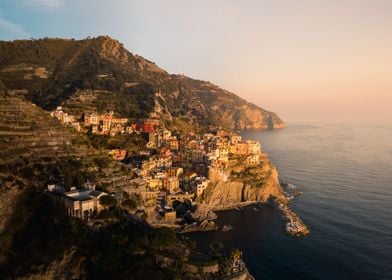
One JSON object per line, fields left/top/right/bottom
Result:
{"left": 0, "top": 35, "right": 285, "bottom": 131}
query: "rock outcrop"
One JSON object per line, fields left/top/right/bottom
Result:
{"left": 179, "top": 220, "right": 219, "bottom": 233}
{"left": 201, "top": 156, "right": 286, "bottom": 210}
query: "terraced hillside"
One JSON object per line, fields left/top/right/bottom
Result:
{"left": 0, "top": 85, "right": 136, "bottom": 231}
{"left": 0, "top": 36, "right": 285, "bottom": 131}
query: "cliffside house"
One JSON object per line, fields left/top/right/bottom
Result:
{"left": 231, "top": 135, "right": 242, "bottom": 144}
{"left": 169, "top": 136, "right": 179, "bottom": 150}
{"left": 246, "top": 140, "right": 261, "bottom": 154}
{"left": 149, "top": 177, "right": 163, "bottom": 190}
{"left": 246, "top": 154, "right": 261, "bottom": 167}
{"left": 102, "top": 112, "right": 113, "bottom": 134}
{"left": 230, "top": 142, "right": 248, "bottom": 155}
{"left": 63, "top": 188, "right": 107, "bottom": 219}
{"left": 194, "top": 177, "right": 210, "bottom": 197}
{"left": 48, "top": 185, "right": 108, "bottom": 219}
{"left": 84, "top": 112, "right": 100, "bottom": 126}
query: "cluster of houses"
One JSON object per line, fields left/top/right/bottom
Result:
{"left": 50, "top": 107, "right": 161, "bottom": 136}
{"left": 50, "top": 106, "right": 81, "bottom": 132}
{"left": 49, "top": 108, "right": 264, "bottom": 224}
{"left": 46, "top": 128, "right": 264, "bottom": 224}
{"left": 125, "top": 129, "right": 264, "bottom": 223}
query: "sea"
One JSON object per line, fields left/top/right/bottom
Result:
{"left": 189, "top": 122, "right": 392, "bottom": 280}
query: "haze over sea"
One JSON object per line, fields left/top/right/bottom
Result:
{"left": 190, "top": 122, "right": 392, "bottom": 280}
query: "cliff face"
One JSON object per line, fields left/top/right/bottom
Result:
{"left": 201, "top": 156, "right": 286, "bottom": 209}
{"left": 0, "top": 36, "right": 285, "bottom": 131}
{"left": 242, "top": 167, "right": 284, "bottom": 201}
{"left": 171, "top": 75, "right": 285, "bottom": 130}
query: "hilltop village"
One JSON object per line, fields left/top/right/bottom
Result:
{"left": 0, "top": 36, "right": 287, "bottom": 279}
{"left": 48, "top": 106, "right": 308, "bottom": 239}
{"left": 49, "top": 108, "right": 262, "bottom": 221}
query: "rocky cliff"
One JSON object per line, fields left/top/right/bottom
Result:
{"left": 200, "top": 155, "right": 286, "bottom": 209}
{"left": 0, "top": 36, "right": 285, "bottom": 131}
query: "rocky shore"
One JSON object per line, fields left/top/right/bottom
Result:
{"left": 196, "top": 155, "right": 310, "bottom": 237}
{"left": 178, "top": 220, "right": 219, "bottom": 234}
{"left": 276, "top": 202, "right": 309, "bottom": 236}
{"left": 181, "top": 198, "right": 309, "bottom": 237}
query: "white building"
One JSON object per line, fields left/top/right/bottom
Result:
{"left": 195, "top": 177, "right": 209, "bottom": 197}
{"left": 60, "top": 188, "right": 107, "bottom": 219}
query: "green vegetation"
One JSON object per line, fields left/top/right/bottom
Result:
{"left": 71, "top": 134, "right": 91, "bottom": 146}
{"left": 99, "top": 195, "right": 118, "bottom": 209}
{"left": 120, "top": 192, "right": 140, "bottom": 210}
{"left": 107, "top": 133, "right": 147, "bottom": 152}
{"left": 0, "top": 36, "right": 284, "bottom": 131}
{"left": 0, "top": 187, "right": 187, "bottom": 279}
{"left": 229, "top": 157, "right": 270, "bottom": 188}
{"left": 90, "top": 84, "right": 155, "bottom": 118}
{"left": 86, "top": 132, "right": 146, "bottom": 152}
{"left": 0, "top": 38, "right": 84, "bottom": 66}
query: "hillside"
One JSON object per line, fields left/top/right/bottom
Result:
{"left": 0, "top": 36, "right": 285, "bottom": 131}
{"left": 0, "top": 83, "right": 145, "bottom": 232}
{"left": 0, "top": 84, "right": 252, "bottom": 280}
{"left": 0, "top": 36, "right": 284, "bottom": 278}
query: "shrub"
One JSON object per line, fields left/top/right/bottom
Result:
{"left": 99, "top": 195, "right": 117, "bottom": 209}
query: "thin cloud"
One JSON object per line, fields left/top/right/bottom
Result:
{"left": 21, "top": 0, "right": 65, "bottom": 9}
{"left": 0, "top": 16, "right": 27, "bottom": 39}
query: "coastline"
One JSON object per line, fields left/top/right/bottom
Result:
{"left": 176, "top": 194, "right": 309, "bottom": 236}
{"left": 201, "top": 201, "right": 261, "bottom": 212}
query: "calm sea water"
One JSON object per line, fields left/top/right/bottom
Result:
{"left": 189, "top": 123, "right": 392, "bottom": 280}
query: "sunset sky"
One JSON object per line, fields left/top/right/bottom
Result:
{"left": 1, "top": 0, "right": 391, "bottom": 123}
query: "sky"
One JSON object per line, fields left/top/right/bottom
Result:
{"left": 1, "top": 0, "right": 392, "bottom": 123}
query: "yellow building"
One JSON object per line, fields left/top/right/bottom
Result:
{"left": 164, "top": 210, "right": 177, "bottom": 223}
{"left": 169, "top": 137, "right": 179, "bottom": 150}
{"left": 230, "top": 143, "right": 248, "bottom": 155}
{"left": 164, "top": 177, "right": 180, "bottom": 194}
{"left": 102, "top": 112, "right": 113, "bottom": 134}
{"left": 247, "top": 140, "right": 261, "bottom": 154}
{"left": 246, "top": 154, "right": 261, "bottom": 167}
{"left": 149, "top": 178, "right": 163, "bottom": 190}
{"left": 166, "top": 167, "right": 184, "bottom": 177}
{"left": 84, "top": 113, "right": 100, "bottom": 126}
{"left": 218, "top": 147, "right": 229, "bottom": 162}
{"left": 231, "top": 135, "right": 242, "bottom": 144}
{"left": 111, "top": 117, "right": 128, "bottom": 125}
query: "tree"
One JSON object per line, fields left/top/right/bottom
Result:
{"left": 99, "top": 195, "right": 117, "bottom": 209}
{"left": 73, "top": 173, "right": 84, "bottom": 188}
{"left": 64, "top": 174, "right": 72, "bottom": 191}
{"left": 230, "top": 248, "right": 242, "bottom": 262}
{"left": 122, "top": 198, "right": 137, "bottom": 210}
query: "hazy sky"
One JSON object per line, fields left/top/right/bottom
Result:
{"left": 1, "top": 0, "right": 391, "bottom": 123}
